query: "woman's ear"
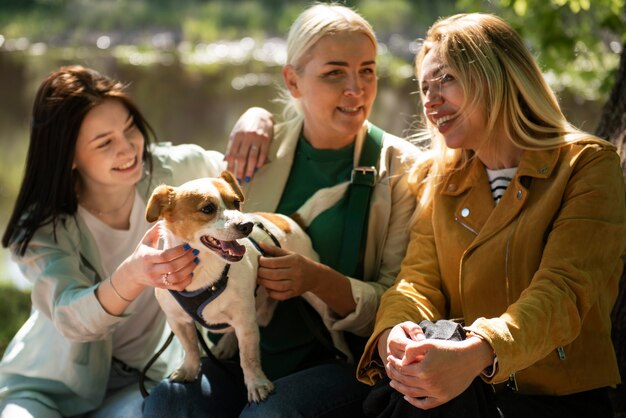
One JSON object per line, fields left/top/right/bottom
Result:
{"left": 282, "top": 65, "right": 301, "bottom": 98}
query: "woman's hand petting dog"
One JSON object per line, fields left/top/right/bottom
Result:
{"left": 114, "top": 223, "right": 200, "bottom": 294}
{"left": 256, "top": 243, "right": 320, "bottom": 300}
{"left": 256, "top": 242, "right": 356, "bottom": 317}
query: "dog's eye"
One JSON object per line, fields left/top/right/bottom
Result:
{"left": 200, "top": 203, "right": 217, "bottom": 215}
{"left": 233, "top": 199, "right": 241, "bottom": 210}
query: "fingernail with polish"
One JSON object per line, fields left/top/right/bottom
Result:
{"left": 194, "top": 257, "right": 199, "bottom": 264}
{"left": 183, "top": 243, "right": 191, "bottom": 251}
{"left": 245, "top": 176, "right": 251, "bottom": 183}
{"left": 192, "top": 249, "right": 200, "bottom": 256}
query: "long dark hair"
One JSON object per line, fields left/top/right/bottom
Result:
{"left": 2, "top": 65, "right": 155, "bottom": 255}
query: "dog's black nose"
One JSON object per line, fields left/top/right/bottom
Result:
{"left": 236, "top": 221, "right": 254, "bottom": 235}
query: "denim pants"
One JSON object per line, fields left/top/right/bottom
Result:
{"left": 142, "top": 358, "right": 371, "bottom": 418}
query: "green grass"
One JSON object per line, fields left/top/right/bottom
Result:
{"left": 0, "top": 283, "right": 31, "bottom": 356}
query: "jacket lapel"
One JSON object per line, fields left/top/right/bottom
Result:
{"left": 352, "top": 123, "right": 369, "bottom": 168}
{"left": 443, "top": 148, "right": 560, "bottom": 249}
{"left": 478, "top": 148, "right": 559, "bottom": 242}
{"left": 75, "top": 215, "right": 107, "bottom": 283}
{"left": 443, "top": 158, "right": 494, "bottom": 236}
{"left": 240, "top": 122, "right": 300, "bottom": 213}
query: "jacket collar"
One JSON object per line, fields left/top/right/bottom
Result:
{"left": 441, "top": 147, "right": 560, "bottom": 197}
{"left": 74, "top": 214, "right": 107, "bottom": 282}
{"left": 239, "top": 121, "right": 300, "bottom": 212}
{"left": 516, "top": 147, "right": 559, "bottom": 180}
{"left": 438, "top": 147, "right": 561, "bottom": 246}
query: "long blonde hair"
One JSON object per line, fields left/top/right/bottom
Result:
{"left": 411, "top": 13, "right": 607, "bottom": 207}
{"left": 277, "top": 3, "right": 377, "bottom": 136}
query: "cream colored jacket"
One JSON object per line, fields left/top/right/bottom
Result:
{"left": 239, "top": 120, "right": 420, "bottom": 361}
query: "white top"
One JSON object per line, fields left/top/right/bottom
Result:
{"left": 486, "top": 167, "right": 518, "bottom": 204}
{"left": 78, "top": 189, "right": 165, "bottom": 368}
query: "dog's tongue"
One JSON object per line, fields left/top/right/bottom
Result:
{"left": 220, "top": 240, "right": 246, "bottom": 257}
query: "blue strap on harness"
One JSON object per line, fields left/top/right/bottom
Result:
{"left": 169, "top": 264, "right": 230, "bottom": 330}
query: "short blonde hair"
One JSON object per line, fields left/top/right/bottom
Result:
{"left": 279, "top": 3, "right": 377, "bottom": 124}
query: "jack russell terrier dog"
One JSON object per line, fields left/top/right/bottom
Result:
{"left": 146, "top": 171, "right": 348, "bottom": 403}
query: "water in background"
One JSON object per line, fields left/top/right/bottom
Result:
{"left": 0, "top": 38, "right": 603, "bottom": 288}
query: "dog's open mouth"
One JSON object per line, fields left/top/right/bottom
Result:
{"left": 200, "top": 235, "right": 246, "bottom": 262}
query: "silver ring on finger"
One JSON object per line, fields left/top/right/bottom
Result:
{"left": 250, "top": 145, "right": 259, "bottom": 151}
{"left": 161, "top": 272, "right": 171, "bottom": 286}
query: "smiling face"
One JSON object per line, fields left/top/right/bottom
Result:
{"left": 419, "top": 48, "right": 487, "bottom": 152}
{"left": 73, "top": 98, "right": 144, "bottom": 196}
{"left": 283, "top": 31, "right": 377, "bottom": 149}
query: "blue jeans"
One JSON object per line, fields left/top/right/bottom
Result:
{"left": 142, "top": 358, "right": 370, "bottom": 418}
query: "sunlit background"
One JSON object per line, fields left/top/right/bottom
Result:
{"left": 0, "top": 0, "right": 622, "bottom": 292}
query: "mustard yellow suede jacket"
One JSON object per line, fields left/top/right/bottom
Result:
{"left": 358, "top": 140, "right": 626, "bottom": 396}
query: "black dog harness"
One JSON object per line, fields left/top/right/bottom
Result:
{"left": 168, "top": 222, "right": 280, "bottom": 330}
{"left": 168, "top": 264, "right": 231, "bottom": 330}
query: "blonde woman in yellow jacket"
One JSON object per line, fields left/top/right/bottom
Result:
{"left": 358, "top": 13, "right": 625, "bottom": 418}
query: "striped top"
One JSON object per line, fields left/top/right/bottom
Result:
{"left": 486, "top": 167, "right": 518, "bottom": 204}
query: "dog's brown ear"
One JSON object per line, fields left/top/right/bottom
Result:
{"left": 220, "top": 171, "right": 245, "bottom": 203}
{"left": 146, "top": 185, "right": 173, "bottom": 222}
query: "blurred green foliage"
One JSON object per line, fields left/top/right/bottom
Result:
{"left": 0, "top": 0, "right": 623, "bottom": 100}
{"left": 0, "top": 283, "right": 31, "bottom": 356}
{"left": 457, "top": 0, "right": 626, "bottom": 99}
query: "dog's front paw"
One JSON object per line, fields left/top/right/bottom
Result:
{"left": 247, "top": 378, "right": 275, "bottom": 404}
{"left": 212, "top": 332, "right": 238, "bottom": 359}
{"left": 169, "top": 364, "right": 201, "bottom": 382}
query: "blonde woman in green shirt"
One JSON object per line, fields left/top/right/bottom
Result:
{"left": 145, "top": 4, "right": 420, "bottom": 417}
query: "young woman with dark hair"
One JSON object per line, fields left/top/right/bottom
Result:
{"left": 0, "top": 65, "right": 265, "bottom": 418}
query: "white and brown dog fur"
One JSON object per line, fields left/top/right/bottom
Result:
{"left": 146, "top": 171, "right": 348, "bottom": 403}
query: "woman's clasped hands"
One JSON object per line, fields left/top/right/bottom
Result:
{"left": 381, "top": 321, "right": 493, "bottom": 410}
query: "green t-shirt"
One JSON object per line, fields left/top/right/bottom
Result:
{"left": 260, "top": 135, "right": 355, "bottom": 379}
{"left": 276, "top": 135, "right": 354, "bottom": 269}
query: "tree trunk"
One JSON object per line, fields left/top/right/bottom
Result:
{"left": 595, "top": 37, "right": 626, "bottom": 176}
{"left": 595, "top": 23, "right": 626, "bottom": 416}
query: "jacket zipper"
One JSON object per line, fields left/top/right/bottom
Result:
{"left": 504, "top": 217, "right": 519, "bottom": 307}
{"left": 455, "top": 217, "right": 478, "bottom": 235}
{"left": 506, "top": 373, "right": 519, "bottom": 392}
{"left": 504, "top": 238, "right": 512, "bottom": 307}
{"left": 455, "top": 216, "right": 477, "bottom": 308}
{"left": 458, "top": 208, "right": 522, "bottom": 393}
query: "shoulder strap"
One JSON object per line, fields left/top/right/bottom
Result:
{"left": 338, "top": 123, "right": 384, "bottom": 278}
